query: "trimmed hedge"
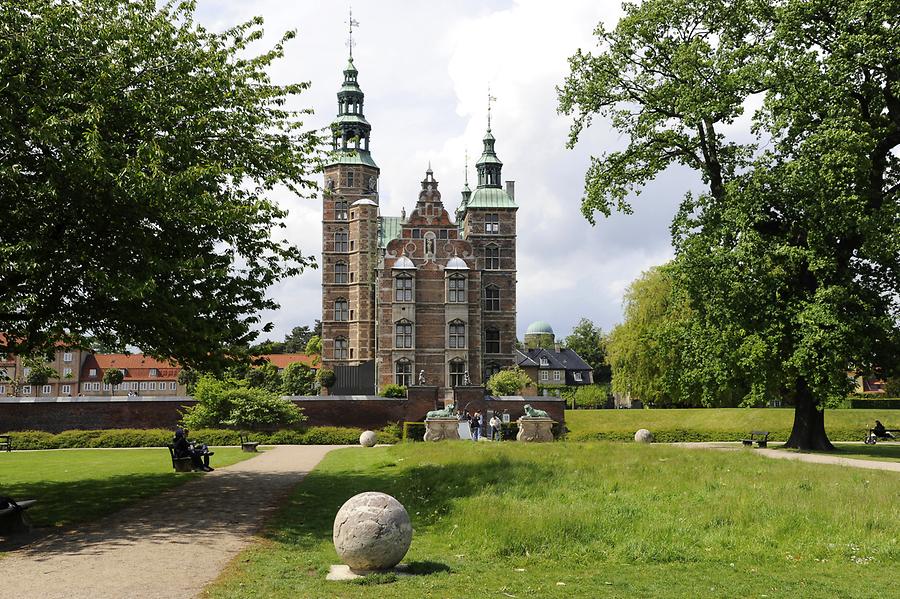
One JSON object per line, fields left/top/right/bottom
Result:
{"left": 850, "top": 398, "right": 900, "bottom": 409}
{"left": 0, "top": 426, "right": 400, "bottom": 450}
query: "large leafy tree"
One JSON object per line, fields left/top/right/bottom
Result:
{"left": 0, "top": 0, "right": 320, "bottom": 369}
{"left": 564, "top": 318, "right": 611, "bottom": 383}
{"left": 560, "top": 0, "right": 900, "bottom": 449}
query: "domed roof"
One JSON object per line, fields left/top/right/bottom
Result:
{"left": 351, "top": 198, "right": 377, "bottom": 207}
{"left": 445, "top": 256, "right": 469, "bottom": 270}
{"left": 392, "top": 255, "right": 416, "bottom": 270}
{"left": 526, "top": 321, "right": 554, "bottom": 335}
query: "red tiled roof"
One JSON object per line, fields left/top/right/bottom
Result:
{"left": 81, "top": 354, "right": 181, "bottom": 381}
{"left": 257, "top": 353, "right": 316, "bottom": 369}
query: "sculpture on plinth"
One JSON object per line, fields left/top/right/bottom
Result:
{"left": 522, "top": 404, "right": 549, "bottom": 419}
{"left": 516, "top": 404, "right": 554, "bottom": 442}
{"left": 426, "top": 403, "right": 455, "bottom": 419}
{"left": 424, "top": 402, "right": 460, "bottom": 441}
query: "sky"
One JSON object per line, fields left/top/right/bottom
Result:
{"left": 194, "top": 0, "right": 705, "bottom": 343}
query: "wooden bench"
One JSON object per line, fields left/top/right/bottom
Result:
{"left": 0, "top": 498, "right": 37, "bottom": 535}
{"left": 240, "top": 434, "right": 259, "bottom": 453}
{"left": 166, "top": 444, "right": 194, "bottom": 473}
{"left": 0, "top": 434, "right": 10, "bottom": 452}
{"left": 742, "top": 430, "right": 770, "bottom": 448}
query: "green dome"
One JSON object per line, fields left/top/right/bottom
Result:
{"left": 526, "top": 321, "right": 554, "bottom": 335}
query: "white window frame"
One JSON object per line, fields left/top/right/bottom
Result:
{"left": 89, "top": 368, "right": 97, "bottom": 377}
{"left": 41, "top": 384, "right": 52, "bottom": 395}
{"left": 63, "top": 352, "right": 73, "bottom": 363}
{"left": 574, "top": 372, "right": 583, "bottom": 382}
{"left": 149, "top": 381, "right": 157, "bottom": 391}
{"left": 139, "top": 381, "right": 148, "bottom": 390}
{"left": 540, "top": 357, "right": 549, "bottom": 367}
{"left": 540, "top": 371, "right": 548, "bottom": 382}
{"left": 62, "top": 384, "right": 71, "bottom": 395}
{"left": 170, "top": 381, "right": 177, "bottom": 391}
{"left": 553, "top": 370, "right": 561, "bottom": 381}
{"left": 22, "top": 385, "right": 32, "bottom": 395}
{"left": 149, "top": 368, "right": 158, "bottom": 378}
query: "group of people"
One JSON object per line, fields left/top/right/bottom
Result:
{"left": 460, "top": 411, "right": 504, "bottom": 441}
{"left": 172, "top": 427, "right": 214, "bottom": 471}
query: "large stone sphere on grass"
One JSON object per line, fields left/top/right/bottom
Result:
{"left": 634, "top": 428, "right": 654, "bottom": 443}
{"left": 333, "top": 492, "right": 412, "bottom": 571}
{"left": 359, "top": 430, "right": 377, "bottom": 447}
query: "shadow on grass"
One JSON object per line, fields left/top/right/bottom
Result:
{"left": 832, "top": 443, "right": 900, "bottom": 461}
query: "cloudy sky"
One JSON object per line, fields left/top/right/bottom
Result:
{"left": 195, "top": 0, "right": 704, "bottom": 342}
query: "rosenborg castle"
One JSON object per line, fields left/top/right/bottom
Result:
{"left": 320, "top": 55, "right": 518, "bottom": 395}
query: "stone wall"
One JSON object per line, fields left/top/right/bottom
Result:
{"left": 0, "top": 387, "right": 565, "bottom": 433}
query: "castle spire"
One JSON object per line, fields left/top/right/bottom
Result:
{"left": 476, "top": 91, "right": 502, "bottom": 189}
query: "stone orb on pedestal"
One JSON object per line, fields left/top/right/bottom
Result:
{"left": 634, "top": 428, "right": 654, "bottom": 443}
{"left": 333, "top": 492, "right": 413, "bottom": 571}
{"left": 359, "top": 430, "right": 377, "bottom": 447}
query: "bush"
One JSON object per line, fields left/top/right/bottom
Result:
{"left": 282, "top": 362, "right": 316, "bottom": 395}
{"left": 569, "top": 385, "right": 610, "bottom": 409}
{"left": 181, "top": 376, "right": 305, "bottom": 429}
{"left": 486, "top": 367, "right": 532, "bottom": 396}
{"left": 849, "top": 398, "right": 900, "bottom": 409}
{"left": 379, "top": 384, "right": 407, "bottom": 398}
{"left": 317, "top": 368, "right": 335, "bottom": 389}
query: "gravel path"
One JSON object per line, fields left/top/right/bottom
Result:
{"left": 672, "top": 441, "right": 900, "bottom": 472}
{"left": 0, "top": 445, "right": 341, "bottom": 599}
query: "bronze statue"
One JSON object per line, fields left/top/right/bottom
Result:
{"left": 426, "top": 403, "right": 455, "bottom": 419}
{"left": 522, "top": 404, "right": 549, "bottom": 419}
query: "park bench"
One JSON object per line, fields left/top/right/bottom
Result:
{"left": 166, "top": 444, "right": 194, "bottom": 473}
{"left": 239, "top": 434, "right": 259, "bottom": 453}
{"left": 0, "top": 434, "right": 10, "bottom": 452}
{"left": 864, "top": 427, "right": 899, "bottom": 445}
{"left": 0, "top": 498, "right": 37, "bottom": 535}
{"left": 742, "top": 430, "right": 770, "bottom": 448}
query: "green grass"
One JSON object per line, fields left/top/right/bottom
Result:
{"left": 204, "top": 443, "right": 899, "bottom": 598}
{"left": 828, "top": 443, "right": 900, "bottom": 463}
{"left": 0, "top": 447, "right": 257, "bottom": 528}
{"left": 565, "top": 408, "right": 899, "bottom": 442}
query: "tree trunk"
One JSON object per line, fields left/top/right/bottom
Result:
{"left": 784, "top": 379, "right": 834, "bottom": 451}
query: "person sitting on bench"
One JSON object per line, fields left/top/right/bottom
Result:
{"left": 873, "top": 420, "right": 895, "bottom": 440}
{"left": 173, "top": 427, "right": 214, "bottom": 472}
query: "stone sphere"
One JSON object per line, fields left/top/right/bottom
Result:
{"left": 634, "top": 428, "right": 654, "bottom": 443}
{"left": 333, "top": 492, "right": 412, "bottom": 571}
{"left": 359, "top": 430, "right": 377, "bottom": 447}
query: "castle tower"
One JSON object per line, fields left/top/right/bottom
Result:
{"left": 322, "top": 56, "right": 380, "bottom": 370}
{"left": 458, "top": 122, "right": 518, "bottom": 382}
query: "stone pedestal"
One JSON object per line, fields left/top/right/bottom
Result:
{"left": 424, "top": 418, "right": 461, "bottom": 441}
{"left": 516, "top": 418, "right": 555, "bottom": 442}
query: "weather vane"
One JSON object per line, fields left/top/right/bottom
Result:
{"left": 487, "top": 85, "right": 497, "bottom": 130}
{"left": 346, "top": 5, "right": 359, "bottom": 58}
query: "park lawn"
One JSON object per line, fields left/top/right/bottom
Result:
{"left": 565, "top": 408, "right": 899, "bottom": 442}
{"left": 0, "top": 447, "right": 257, "bottom": 529}
{"left": 826, "top": 443, "right": 900, "bottom": 464}
{"left": 205, "top": 443, "right": 899, "bottom": 599}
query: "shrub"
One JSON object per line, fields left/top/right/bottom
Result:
{"left": 317, "top": 368, "right": 335, "bottom": 389}
{"left": 379, "top": 384, "right": 407, "bottom": 398}
{"left": 282, "top": 362, "right": 316, "bottom": 395}
{"left": 570, "top": 385, "right": 611, "bottom": 409}
{"left": 849, "top": 398, "right": 900, "bottom": 409}
{"left": 181, "top": 376, "right": 305, "bottom": 429}
{"left": 486, "top": 367, "right": 532, "bottom": 396}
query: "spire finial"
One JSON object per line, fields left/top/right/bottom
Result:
{"left": 464, "top": 148, "right": 469, "bottom": 185}
{"left": 487, "top": 85, "right": 497, "bottom": 131}
{"left": 346, "top": 4, "right": 359, "bottom": 59}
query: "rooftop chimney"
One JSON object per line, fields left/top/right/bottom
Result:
{"left": 505, "top": 180, "right": 515, "bottom": 201}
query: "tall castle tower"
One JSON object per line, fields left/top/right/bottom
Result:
{"left": 321, "top": 56, "right": 380, "bottom": 370}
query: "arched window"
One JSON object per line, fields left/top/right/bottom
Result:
{"left": 334, "top": 231, "right": 348, "bottom": 252}
{"left": 449, "top": 359, "right": 466, "bottom": 387}
{"left": 448, "top": 320, "right": 466, "bottom": 349}
{"left": 484, "top": 285, "right": 500, "bottom": 311}
{"left": 395, "top": 359, "right": 412, "bottom": 387}
{"left": 395, "top": 320, "right": 413, "bottom": 349}
{"left": 334, "top": 299, "right": 348, "bottom": 321}
{"left": 485, "top": 329, "right": 500, "bottom": 354}
{"left": 448, "top": 274, "right": 466, "bottom": 303}
{"left": 334, "top": 337, "right": 348, "bottom": 360}
{"left": 335, "top": 199, "right": 348, "bottom": 220}
{"left": 395, "top": 274, "right": 413, "bottom": 302}
{"left": 335, "top": 262, "right": 348, "bottom": 284}
{"left": 485, "top": 244, "right": 500, "bottom": 270}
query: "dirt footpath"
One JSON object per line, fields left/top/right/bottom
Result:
{"left": 0, "top": 445, "right": 341, "bottom": 599}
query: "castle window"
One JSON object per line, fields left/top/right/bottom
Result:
{"left": 448, "top": 275, "right": 466, "bottom": 303}
{"left": 347, "top": 171, "right": 355, "bottom": 187}
{"left": 334, "top": 337, "right": 348, "bottom": 360}
{"left": 484, "top": 286, "right": 500, "bottom": 311}
{"left": 484, "top": 362, "right": 501, "bottom": 382}
{"left": 485, "top": 213, "right": 499, "bottom": 234}
{"left": 395, "top": 275, "right": 413, "bottom": 302}
{"left": 485, "top": 245, "right": 500, "bottom": 270}
{"left": 412, "top": 229, "right": 421, "bottom": 239}
{"left": 335, "top": 199, "right": 348, "bottom": 220}
{"left": 448, "top": 320, "right": 466, "bottom": 349}
{"left": 335, "top": 262, "right": 348, "bottom": 284}
{"left": 395, "top": 320, "right": 413, "bottom": 349}
{"left": 334, "top": 231, "right": 348, "bottom": 252}
{"left": 334, "top": 299, "right": 348, "bottom": 321}
{"left": 449, "top": 359, "right": 466, "bottom": 387}
{"left": 395, "top": 359, "right": 412, "bottom": 387}
{"left": 439, "top": 229, "right": 448, "bottom": 239}
{"left": 486, "top": 329, "right": 500, "bottom": 354}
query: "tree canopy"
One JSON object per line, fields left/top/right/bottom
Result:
{"left": 0, "top": 0, "right": 320, "bottom": 369}
{"left": 560, "top": 0, "right": 900, "bottom": 449}
{"left": 564, "top": 318, "right": 611, "bottom": 383}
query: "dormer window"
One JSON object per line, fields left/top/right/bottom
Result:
{"left": 540, "top": 357, "right": 549, "bottom": 367}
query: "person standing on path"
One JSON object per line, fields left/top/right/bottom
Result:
{"left": 471, "top": 411, "right": 482, "bottom": 441}
{"left": 489, "top": 414, "right": 502, "bottom": 441}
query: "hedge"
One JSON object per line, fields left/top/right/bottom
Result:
{"left": 0, "top": 426, "right": 400, "bottom": 450}
{"left": 849, "top": 398, "right": 900, "bottom": 409}
{"left": 565, "top": 427, "right": 869, "bottom": 443}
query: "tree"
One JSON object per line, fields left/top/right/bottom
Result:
{"left": 486, "top": 368, "right": 532, "bottom": 396}
{"left": 0, "top": 0, "right": 320, "bottom": 368}
{"left": 181, "top": 375, "right": 304, "bottom": 430}
{"left": 283, "top": 323, "right": 320, "bottom": 353}
{"left": 102, "top": 368, "right": 124, "bottom": 394}
{"left": 245, "top": 362, "right": 282, "bottom": 394}
{"left": 379, "top": 383, "right": 407, "bottom": 398}
{"left": 305, "top": 335, "right": 322, "bottom": 366}
{"left": 316, "top": 368, "right": 335, "bottom": 390}
{"left": 564, "top": 318, "right": 611, "bottom": 383}
{"left": 282, "top": 362, "right": 316, "bottom": 396}
{"left": 560, "top": 0, "right": 900, "bottom": 450}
